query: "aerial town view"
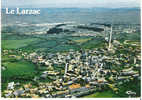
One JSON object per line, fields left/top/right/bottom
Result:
{"left": 1, "top": 0, "right": 141, "bottom": 98}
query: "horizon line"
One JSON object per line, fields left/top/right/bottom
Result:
{"left": 1, "top": 6, "right": 140, "bottom": 9}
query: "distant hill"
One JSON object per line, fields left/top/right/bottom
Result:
{"left": 2, "top": 7, "right": 140, "bottom": 24}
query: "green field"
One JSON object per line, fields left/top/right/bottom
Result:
{"left": 71, "top": 37, "right": 92, "bottom": 44}
{"left": 2, "top": 38, "right": 38, "bottom": 49}
{"left": 82, "top": 37, "right": 105, "bottom": 49}
{"left": 2, "top": 60, "right": 36, "bottom": 78}
{"left": 2, "top": 59, "right": 36, "bottom": 91}
{"left": 84, "top": 91, "right": 118, "bottom": 98}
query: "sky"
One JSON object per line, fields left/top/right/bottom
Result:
{"left": 2, "top": 0, "right": 140, "bottom": 8}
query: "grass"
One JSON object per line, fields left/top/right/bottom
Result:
{"left": 124, "top": 40, "right": 140, "bottom": 46}
{"left": 1, "top": 58, "right": 37, "bottom": 91}
{"left": 83, "top": 90, "right": 118, "bottom": 98}
{"left": 82, "top": 37, "right": 105, "bottom": 49}
{"left": 24, "top": 40, "right": 57, "bottom": 51}
{"left": 73, "top": 38, "right": 92, "bottom": 44}
{"left": 2, "top": 60, "right": 36, "bottom": 78}
{"left": 2, "top": 55, "right": 16, "bottom": 62}
{"left": 114, "top": 32, "right": 140, "bottom": 43}
{"left": 49, "top": 44, "right": 80, "bottom": 53}
{"left": 2, "top": 38, "right": 38, "bottom": 49}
